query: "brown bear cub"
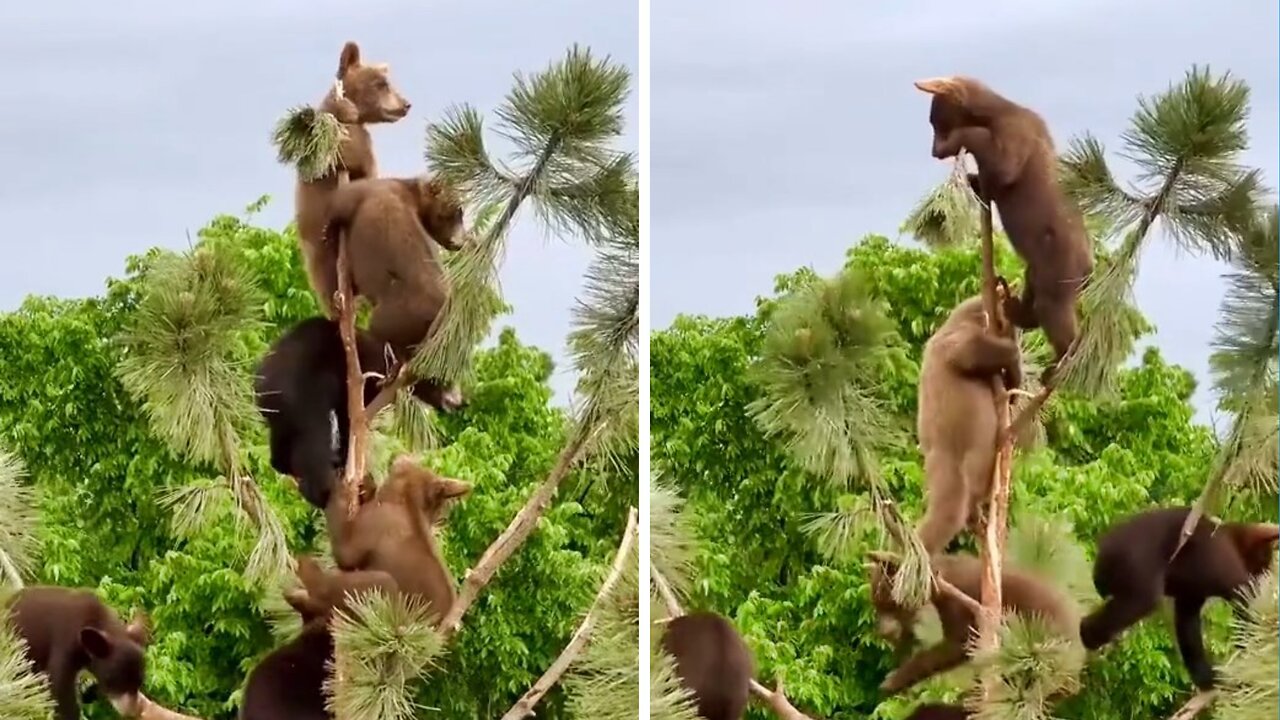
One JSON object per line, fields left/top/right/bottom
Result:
{"left": 255, "top": 317, "right": 464, "bottom": 510}
{"left": 915, "top": 76, "right": 1093, "bottom": 384}
{"left": 323, "top": 175, "right": 467, "bottom": 360}
{"left": 1080, "top": 506, "right": 1280, "bottom": 690}
{"left": 906, "top": 704, "right": 970, "bottom": 720}
{"left": 870, "top": 553, "right": 1078, "bottom": 696}
{"left": 660, "top": 612, "right": 754, "bottom": 720}
{"left": 295, "top": 40, "right": 411, "bottom": 317}
{"left": 916, "top": 295, "right": 1023, "bottom": 556}
{"left": 241, "top": 556, "right": 399, "bottom": 720}
{"left": 326, "top": 455, "right": 471, "bottom": 624}
{"left": 8, "top": 587, "right": 149, "bottom": 720}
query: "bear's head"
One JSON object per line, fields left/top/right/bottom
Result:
{"left": 80, "top": 611, "right": 149, "bottom": 716}
{"left": 335, "top": 41, "right": 410, "bottom": 124}
{"left": 413, "top": 176, "right": 467, "bottom": 251}
{"left": 914, "top": 76, "right": 987, "bottom": 159}
{"left": 865, "top": 556, "right": 920, "bottom": 646}
{"left": 285, "top": 555, "right": 399, "bottom": 625}
{"left": 1225, "top": 522, "right": 1280, "bottom": 579}
{"left": 385, "top": 454, "right": 471, "bottom": 526}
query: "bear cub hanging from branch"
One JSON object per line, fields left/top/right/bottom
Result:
{"left": 1080, "top": 506, "right": 1279, "bottom": 690}
{"left": 916, "top": 294, "right": 1023, "bottom": 556}
{"left": 326, "top": 454, "right": 471, "bottom": 624}
{"left": 868, "top": 552, "right": 1079, "bottom": 696}
{"left": 8, "top": 587, "right": 150, "bottom": 720}
{"left": 915, "top": 76, "right": 1093, "bottom": 385}
{"left": 660, "top": 611, "right": 754, "bottom": 720}
{"left": 241, "top": 555, "right": 399, "bottom": 720}
{"left": 323, "top": 174, "right": 467, "bottom": 393}
{"left": 255, "top": 316, "right": 465, "bottom": 510}
{"left": 295, "top": 40, "right": 411, "bottom": 318}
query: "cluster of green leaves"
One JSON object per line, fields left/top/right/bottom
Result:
{"left": 0, "top": 198, "right": 633, "bottom": 718}
{"left": 650, "top": 234, "right": 1248, "bottom": 719}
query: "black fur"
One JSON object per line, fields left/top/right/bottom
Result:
{"left": 661, "top": 612, "right": 754, "bottom": 720}
{"left": 239, "top": 624, "right": 333, "bottom": 720}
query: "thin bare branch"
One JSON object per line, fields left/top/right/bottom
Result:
{"left": 1167, "top": 690, "right": 1216, "bottom": 720}
{"left": 500, "top": 508, "right": 638, "bottom": 720}
{"left": 334, "top": 235, "right": 367, "bottom": 520}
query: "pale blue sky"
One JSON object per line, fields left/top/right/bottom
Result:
{"left": 0, "top": 0, "right": 638, "bottom": 405}
{"left": 652, "top": 0, "right": 1279, "bottom": 427}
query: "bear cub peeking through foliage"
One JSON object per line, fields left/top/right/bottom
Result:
{"left": 915, "top": 294, "right": 1023, "bottom": 556}
{"left": 241, "top": 556, "right": 399, "bottom": 720}
{"left": 869, "top": 552, "right": 1078, "bottom": 696}
{"left": 916, "top": 76, "right": 1093, "bottom": 385}
{"left": 295, "top": 40, "right": 411, "bottom": 318}
{"left": 255, "top": 317, "right": 464, "bottom": 510}
{"left": 1080, "top": 506, "right": 1280, "bottom": 690}
{"left": 326, "top": 454, "right": 471, "bottom": 624}
{"left": 8, "top": 587, "right": 149, "bottom": 720}
{"left": 660, "top": 612, "right": 754, "bottom": 720}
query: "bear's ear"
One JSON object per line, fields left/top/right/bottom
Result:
{"left": 436, "top": 477, "right": 472, "bottom": 500}
{"left": 80, "top": 627, "right": 114, "bottom": 658}
{"left": 338, "top": 41, "right": 362, "bottom": 77}
{"left": 914, "top": 77, "right": 961, "bottom": 97}
{"left": 125, "top": 610, "right": 150, "bottom": 647}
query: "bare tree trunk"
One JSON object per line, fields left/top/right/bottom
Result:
{"left": 974, "top": 172, "right": 1012, "bottom": 686}
{"left": 1167, "top": 690, "right": 1216, "bottom": 720}
{"left": 334, "top": 234, "right": 367, "bottom": 521}
{"left": 501, "top": 508, "right": 638, "bottom": 720}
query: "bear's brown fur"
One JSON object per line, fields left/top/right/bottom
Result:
{"left": 8, "top": 587, "right": 149, "bottom": 720}
{"left": 324, "top": 175, "right": 466, "bottom": 369}
{"left": 326, "top": 454, "right": 470, "bottom": 623}
{"left": 915, "top": 295, "right": 1022, "bottom": 556}
{"left": 915, "top": 76, "right": 1093, "bottom": 384}
{"left": 661, "top": 612, "right": 754, "bottom": 720}
{"left": 241, "top": 556, "right": 399, "bottom": 720}
{"left": 870, "top": 553, "right": 1078, "bottom": 696}
{"left": 1080, "top": 506, "right": 1280, "bottom": 689}
{"left": 295, "top": 41, "right": 411, "bottom": 317}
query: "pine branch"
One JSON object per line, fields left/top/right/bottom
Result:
{"left": 1215, "top": 569, "right": 1278, "bottom": 720}
{"left": 501, "top": 507, "right": 638, "bottom": 720}
{"left": 441, "top": 421, "right": 596, "bottom": 636}
{"left": 271, "top": 79, "right": 351, "bottom": 182}
{"left": 1167, "top": 691, "right": 1217, "bottom": 720}
{"left": 335, "top": 234, "right": 368, "bottom": 520}
{"left": 136, "top": 696, "right": 203, "bottom": 720}
{"left": 902, "top": 157, "right": 983, "bottom": 248}
{"left": 0, "top": 609, "right": 54, "bottom": 720}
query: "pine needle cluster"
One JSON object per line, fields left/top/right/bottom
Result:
{"left": 0, "top": 450, "right": 38, "bottom": 588}
{"left": 412, "top": 46, "right": 635, "bottom": 387}
{"left": 1216, "top": 569, "right": 1279, "bottom": 720}
{"left": 325, "top": 590, "right": 446, "bottom": 720}
{"left": 902, "top": 157, "right": 983, "bottom": 249}
{"left": 646, "top": 477, "right": 703, "bottom": 720}
{"left": 0, "top": 612, "right": 53, "bottom": 720}
{"left": 271, "top": 105, "right": 347, "bottom": 182}
{"left": 1056, "top": 66, "right": 1268, "bottom": 394}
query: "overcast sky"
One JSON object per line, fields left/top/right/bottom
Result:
{"left": 0, "top": 0, "right": 637, "bottom": 405}
{"left": 652, "top": 0, "right": 1279, "bottom": 426}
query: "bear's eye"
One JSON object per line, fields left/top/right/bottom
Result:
{"left": 376, "top": 79, "right": 388, "bottom": 91}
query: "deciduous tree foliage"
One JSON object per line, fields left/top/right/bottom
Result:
{"left": 0, "top": 203, "right": 633, "bottom": 719}
{"left": 650, "top": 235, "right": 1263, "bottom": 719}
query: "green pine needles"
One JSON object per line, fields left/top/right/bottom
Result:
{"left": 0, "top": 450, "right": 38, "bottom": 588}
{"left": 272, "top": 105, "right": 347, "bottom": 182}
{"left": 903, "top": 156, "right": 983, "bottom": 249}
{"left": 0, "top": 615, "right": 54, "bottom": 720}
{"left": 326, "top": 590, "right": 447, "bottom": 720}
{"left": 1216, "top": 568, "right": 1279, "bottom": 720}
{"left": 411, "top": 45, "right": 635, "bottom": 388}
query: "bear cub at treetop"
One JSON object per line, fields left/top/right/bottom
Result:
{"left": 1080, "top": 506, "right": 1279, "bottom": 690}
{"left": 660, "top": 612, "right": 754, "bottom": 720}
{"left": 255, "top": 316, "right": 464, "bottom": 510}
{"left": 8, "top": 586, "right": 150, "bottom": 720}
{"left": 295, "top": 40, "right": 411, "bottom": 318}
{"left": 915, "top": 75, "right": 1093, "bottom": 385}
{"left": 323, "top": 175, "right": 467, "bottom": 370}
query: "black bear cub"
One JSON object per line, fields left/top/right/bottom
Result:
{"left": 660, "top": 611, "right": 754, "bottom": 720}
{"left": 8, "top": 586, "right": 149, "bottom": 720}
{"left": 241, "top": 556, "right": 399, "bottom": 720}
{"left": 255, "top": 316, "right": 463, "bottom": 509}
{"left": 906, "top": 704, "right": 970, "bottom": 720}
{"left": 1080, "top": 506, "right": 1279, "bottom": 690}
